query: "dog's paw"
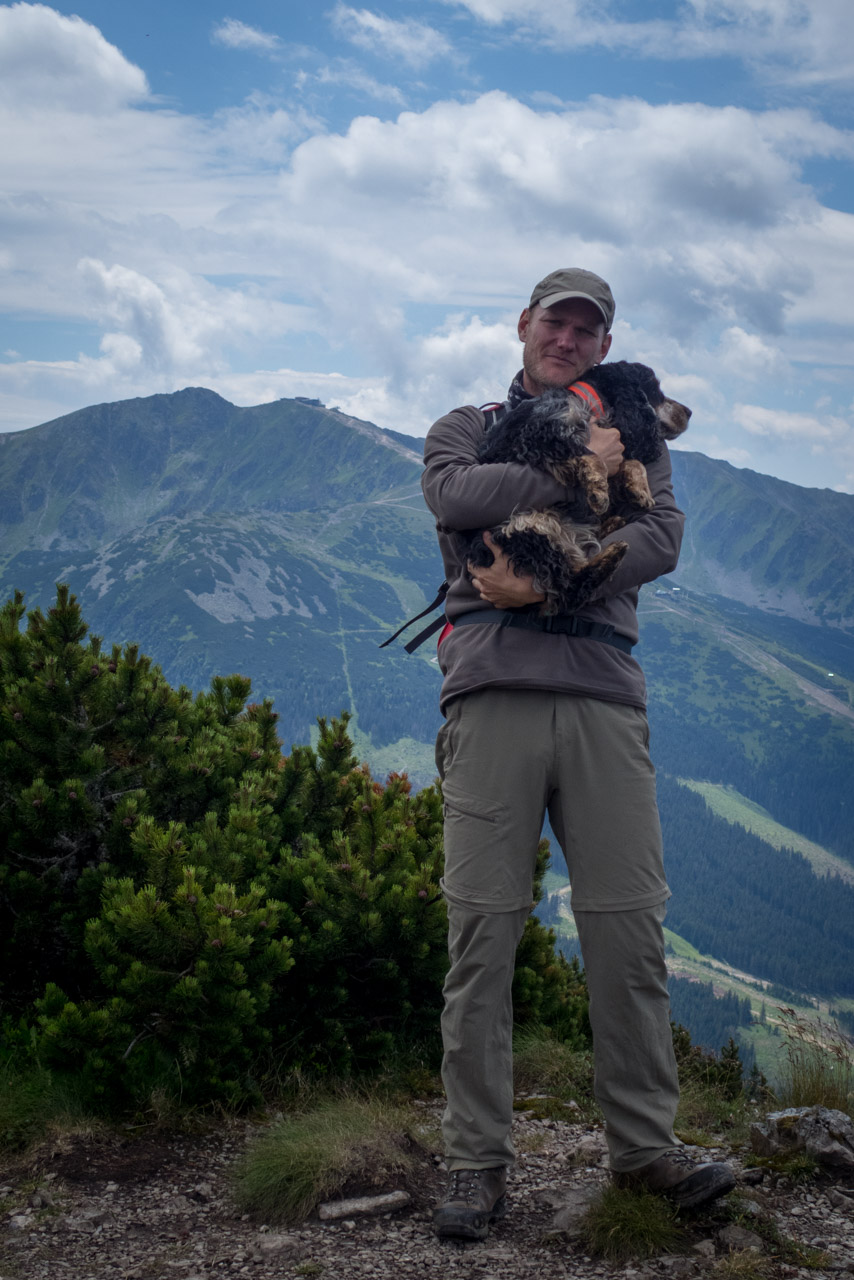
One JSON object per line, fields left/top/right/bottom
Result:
{"left": 617, "top": 459, "right": 655, "bottom": 509}
{"left": 599, "top": 514, "right": 627, "bottom": 538}
{"left": 565, "top": 454, "right": 609, "bottom": 514}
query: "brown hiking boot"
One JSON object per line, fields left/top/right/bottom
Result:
{"left": 433, "top": 1166, "right": 507, "bottom": 1240}
{"left": 613, "top": 1150, "right": 735, "bottom": 1210}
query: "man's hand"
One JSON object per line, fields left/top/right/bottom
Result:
{"left": 468, "top": 531, "right": 546, "bottom": 608}
{"left": 588, "top": 420, "right": 624, "bottom": 477}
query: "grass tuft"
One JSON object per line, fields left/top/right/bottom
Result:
{"left": 713, "top": 1250, "right": 771, "bottom": 1280}
{"left": 578, "top": 1184, "right": 683, "bottom": 1262}
{"left": 776, "top": 1008, "right": 854, "bottom": 1117}
{"left": 233, "top": 1094, "right": 422, "bottom": 1224}
{"left": 512, "top": 1026, "right": 597, "bottom": 1119}
{"left": 744, "top": 1150, "right": 819, "bottom": 1182}
{"left": 0, "top": 1058, "right": 98, "bottom": 1153}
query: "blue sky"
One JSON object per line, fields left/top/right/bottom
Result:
{"left": 2, "top": 1, "right": 854, "bottom": 490}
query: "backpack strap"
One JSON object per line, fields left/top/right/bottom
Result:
{"left": 452, "top": 609, "right": 634, "bottom": 652}
{"left": 379, "top": 581, "right": 449, "bottom": 650}
{"left": 480, "top": 401, "right": 510, "bottom": 430}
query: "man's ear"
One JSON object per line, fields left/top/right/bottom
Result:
{"left": 598, "top": 332, "right": 613, "bottom": 362}
{"left": 517, "top": 308, "right": 531, "bottom": 342}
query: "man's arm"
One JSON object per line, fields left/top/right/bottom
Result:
{"left": 423, "top": 405, "right": 570, "bottom": 531}
{"left": 468, "top": 448, "right": 683, "bottom": 608}
{"left": 422, "top": 405, "right": 624, "bottom": 532}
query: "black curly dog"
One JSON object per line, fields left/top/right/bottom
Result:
{"left": 465, "top": 361, "right": 690, "bottom": 616}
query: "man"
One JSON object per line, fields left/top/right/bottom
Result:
{"left": 422, "top": 268, "right": 734, "bottom": 1241}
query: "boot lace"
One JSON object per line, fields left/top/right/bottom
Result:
{"left": 449, "top": 1169, "right": 485, "bottom": 1204}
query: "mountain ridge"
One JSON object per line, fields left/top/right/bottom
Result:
{"left": 3, "top": 387, "right": 854, "bottom": 1034}
{"left": 669, "top": 449, "right": 854, "bottom": 629}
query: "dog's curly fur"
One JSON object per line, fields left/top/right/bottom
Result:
{"left": 465, "top": 360, "right": 690, "bottom": 615}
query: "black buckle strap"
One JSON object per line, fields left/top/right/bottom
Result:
{"left": 401, "top": 614, "right": 448, "bottom": 654}
{"left": 454, "top": 610, "right": 634, "bottom": 653}
{"left": 379, "top": 581, "right": 449, "bottom": 650}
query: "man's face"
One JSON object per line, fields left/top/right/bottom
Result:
{"left": 518, "top": 297, "right": 612, "bottom": 396}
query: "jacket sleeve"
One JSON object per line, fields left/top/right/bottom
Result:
{"left": 421, "top": 405, "right": 572, "bottom": 531}
{"left": 592, "top": 447, "right": 685, "bottom": 598}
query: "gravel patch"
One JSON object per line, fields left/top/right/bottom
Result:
{"left": 2, "top": 1107, "right": 853, "bottom": 1280}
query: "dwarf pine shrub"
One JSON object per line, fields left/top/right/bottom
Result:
{"left": 1, "top": 586, "right": 589, "bottom": 1113}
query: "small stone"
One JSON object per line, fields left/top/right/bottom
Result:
{"left": 65, "top": 1207, "right": 116, "bottom": 1232}
{"left": 551, "top": 1186, "right": 599, "bottom": 1236}
{"left": 573, "top": 1134, "right": 608, "bottom": 1165}
{"left": 254, "top": 1233, "right": 303, "bottom": 1258}
{"left": 718, "top": 1224, "right": 764, "bottom": 1252}
{"left": 693, "top": 1240, "right": 716, "bottom": 1259}
{"left": 534, "top": 1187, "right": 572, "bottom": 1210}
{"left": 741, "top": 1167, "right": 764, "bottom": 1185}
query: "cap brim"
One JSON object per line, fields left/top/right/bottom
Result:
{"left": 537, "top": 290, "right": 610, "bottom": 327}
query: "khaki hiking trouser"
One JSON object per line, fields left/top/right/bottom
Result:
{"left": 435, "top": 688, "right": 680, "bottom": 1173}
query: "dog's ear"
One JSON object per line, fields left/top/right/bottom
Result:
{"left": 656, "top": 398, "right": 691, "bottom": 439}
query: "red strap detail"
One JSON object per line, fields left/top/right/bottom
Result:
{"left": 568, "top": 380, "right": 605, "bottom": 417}
{"left": 437, "top": 621, "right": 454, "bottom": 648}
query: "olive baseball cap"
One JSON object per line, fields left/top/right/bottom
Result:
{"left": 529, "top": 268, "right": 615, "bottom": 331}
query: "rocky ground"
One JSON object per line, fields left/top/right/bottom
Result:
{"left": 2, "top": 1105, "right": 853, "bottom": 1280}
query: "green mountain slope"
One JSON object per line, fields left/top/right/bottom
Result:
{"left": 0, "top": 390, "right": 445, "bottom": 766}
{"left": 0, "top": 389, "right": 425, "bottom": 555}
{"left": 670, "top": 450, "right": 854, "bottom": 629}
{"left": 640, "top": 585, "right": 854, "bottom": 860}
{"left": 676, "top": 780, "right": 854, "bottom": 884}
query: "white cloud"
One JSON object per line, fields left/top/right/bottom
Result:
{"left": 3, "top": 81, "right": 851, "bottom": 367}
{"left": 211, "top": 95, "right": 318, "bottom": 164}
{"left": 76, "top": 259, "right": 314, "bottom": 377}
{"left": 672, "top": 432, "right": 754, "bottom": 469}
{"left": 331, "top": 4, "right": 455, "bottom": 67}
{"left": 0, "top": 2, "right": 148, "bottom": 108}
{"left": 442, "top": 0, "right": 558, "bottom": 22}
{"left": 733, "top": 403, "right": 849, "bottom": 445}
{"left": 444, "top": 0, "right": 854, "bottom": 87}
{"left": 212, "top": 18, "right": 281, "bottom": 55}
{"left": 308, "top": 61, "right": 406, "bottom": 104}
{"left": 717, "top": 328, "right": 787, "bottom": 379}
{"left": 273, "top": 91, "right": 854, "bottom": 350}
{"left": 1, "top": 11, "right": 853, "bottom": 487}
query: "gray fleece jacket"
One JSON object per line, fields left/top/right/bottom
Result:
{"left": 421, "top": 399, "right": 685, "bottom": 715}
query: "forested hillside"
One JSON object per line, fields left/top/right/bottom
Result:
{"left": 657, "top": 775, "right": 854, "bottom": 996}
{"left": 641, "top": 589, "right": 854, "bottom": 862}
{"left": 667, "top": 977, "right": 754, "bottom": 1058}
